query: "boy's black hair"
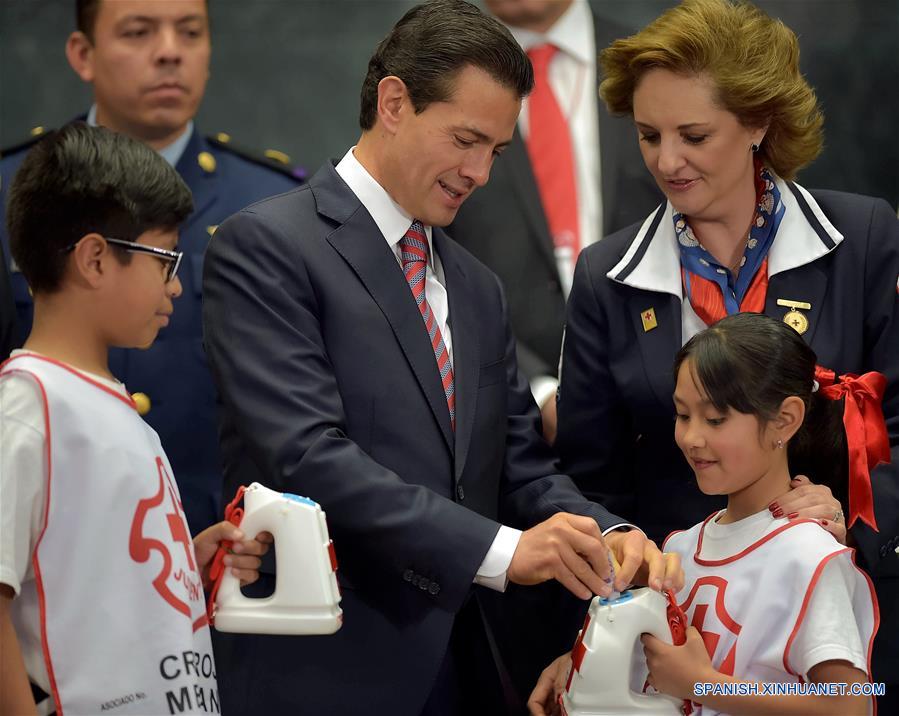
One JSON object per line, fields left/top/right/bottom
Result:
{"left": 6, "top": 122, "right": 193, "bottom": 294}
{"left": 674, "top": 312, "right": 848, "bottom": 507}
{"left": 359, "top": 0, "right": 533, "bottom": 130}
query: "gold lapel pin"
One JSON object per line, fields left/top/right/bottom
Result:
{"left": 641, "top": 307, "right": 658, "bottom": 332}
{"left": 777, "top": 299, "right": 811, "bottom": 335}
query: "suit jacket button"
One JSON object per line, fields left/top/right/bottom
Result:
{"left": 456, "top": 485, "right": 465, "bottom": 501}
{"left": 403, "top": 569, "right": 414, "bottom": 582}
{"left": 132, "top": 392, "right": 152, "bottom": 416}
{"left": 881, "top": 545, "right": 889, "bottom": 559}
{"left": 428, "top": 582, "right": 440, "bottom": 595}
{"left": 419, "top": 579, "right": 430, "bottom": 591}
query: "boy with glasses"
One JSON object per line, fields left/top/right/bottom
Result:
{"left": 0, "top": 123, "right": 269, "bottom": 715}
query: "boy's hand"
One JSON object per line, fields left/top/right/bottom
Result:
{"left": 642, "top": 626, "right": 714, "bottom": 699}
{"left": 193, "top": 522, "right": 273, "bottom": 588}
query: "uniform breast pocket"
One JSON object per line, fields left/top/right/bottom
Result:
{"left": 478, "top": 358, "right": 506, "bottom": 388}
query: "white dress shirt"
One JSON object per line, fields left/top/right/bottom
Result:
{"left": 335, "top": 147, "right": 521, "bottom": 591}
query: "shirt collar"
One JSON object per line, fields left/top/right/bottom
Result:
{"left": 504, "top": 0, "right": 593, "bottom": 66}
{"left": 86, "top": 103, "right": 193, "bottom": 168}
{"left": 607, "top": 176, "right": 844, "bottom": 297}
{"left": 334, "top": 146, "right": 435, "bottom": 269}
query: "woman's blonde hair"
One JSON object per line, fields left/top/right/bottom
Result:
{"left": 599, "top": 0, "right": 823, "bottom": 180}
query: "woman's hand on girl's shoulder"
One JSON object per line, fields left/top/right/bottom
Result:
{"left": 769, "top": 475, "right": 847, "bottom": 545}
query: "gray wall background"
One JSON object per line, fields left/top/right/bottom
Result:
{"left": 2, "top": 0, "right": 897, "bottom": 204}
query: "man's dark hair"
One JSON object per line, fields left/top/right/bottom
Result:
{"left": 76, "top": 0, "right": 209, "bottom": 41}
{"left": 6, "top": 122, "right": 193, "bottom": 293}
{"left": 75, "top": 0, "right": 101, "bottom": 40}
{"left": 359, "top": 0, "right": 533, "bottom": 130}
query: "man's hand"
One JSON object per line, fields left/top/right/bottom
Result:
{"left": 643, "top": 626, "right": 715, "bottom": 699}
{"left": 604, "top": 529, "right": 684, "bottom": 593}
{"left": 528, "top": 652, "right": 571, "bottom": 716}
{"left": 193, "top": 522, "right": 273, "bottom": 588}
{"left": 769, "top": 475, "right": 847, "bottom": 544}
{"left": 508, "top": 513, "right": 614, "bottom": 599}
{"left": 540, "top": 395, "right": 558, "bottom": 445}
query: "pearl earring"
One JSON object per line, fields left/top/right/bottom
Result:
{"left": 776, "top": 439, "right": 784, "bottom": 449}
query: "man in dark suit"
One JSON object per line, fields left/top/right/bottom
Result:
{"left": 450, "top": 0, "right": 661, "bottom": 443}
{"left": 203, "top": 2, "right": 680, "bottom": 714}
{"left": 0, "top": 0, "right": 303, "bottom": 535}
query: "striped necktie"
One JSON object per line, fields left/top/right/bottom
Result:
{"left": 399, "top": 221, "right": 456, "bottom": 431}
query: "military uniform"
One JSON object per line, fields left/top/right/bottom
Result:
{"left": 0, "top": 124, "right": 305, "bottom": 535}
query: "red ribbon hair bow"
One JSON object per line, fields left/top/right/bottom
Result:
{"left": 814, "top": 366, "right": 890, "bottom": 531}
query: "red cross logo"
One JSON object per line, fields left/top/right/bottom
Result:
{"left": 681, "top": 576, "right": 742, "bottom": 677}
{"left": 129, "top": 457, "right": 203, "bottom": 630}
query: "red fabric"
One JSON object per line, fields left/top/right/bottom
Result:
{"left": 814, "top": 367, "right": 890, "bottom": 531}
{"left": 526, "top": 44, "right": 580, "bottom": 257}
{"left": 205, "top": 485, "right": 247, "bottom": 623}
{"left": 682, "top": 256, "right": 769, "bottom": 326}
{"left": 665, "top": 590, "right": 694, "bottom": 714}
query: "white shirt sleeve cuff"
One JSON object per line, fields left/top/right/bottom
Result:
{"left": 530, "top": 376, "right": 559, "bottom": 409}
{"left": 474, "top": 525, "right": 523, "bottom": 592}
{"left": 602, "top": 523, "right": 642, "bottom": 537}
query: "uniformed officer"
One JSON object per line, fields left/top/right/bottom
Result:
{"left": 0, "top": 0, "right": 305, "bottom": 534}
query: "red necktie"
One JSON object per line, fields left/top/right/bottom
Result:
{"left": 526, "top": 44, "right": 580, "bottom": 257}
{"left": 399, "top": 221, "right": 456, "bottom": 431}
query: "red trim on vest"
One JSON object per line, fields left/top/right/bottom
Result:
{"left": 693, "top": 513, "right": 823, "bottom": 566}
{"left": 2, "top": 353, "right": 136, "bottom": 411}
{"left": 661, "top": 528, "right": 686, "bottom": 552}
{"left": 1, "top": 369, "right": 65, "bottom": 715}
{"left": 781, "top": 547, "right": 880, "bottom": 706}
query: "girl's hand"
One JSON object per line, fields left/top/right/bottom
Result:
{"left": 193, "top": 521, "right": 273, "bottom": 588}
{"left": 528, "top": 653, "right": 571, "bottom": 716}
{"left": 769, "top": 475, "right": 847, "bottom": 544}
{"left": 642, "top": 626, "right": 714, "bottom": 700}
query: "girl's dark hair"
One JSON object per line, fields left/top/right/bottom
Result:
{"left": 673, "top": 312, "right": 847, "bottom": 506}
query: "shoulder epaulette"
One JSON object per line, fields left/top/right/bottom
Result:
{"left": 205, "top": 132, "right": 306, "bottom": 182}
{"left": 1, "top": 126, "right": 52, "bottom": 160}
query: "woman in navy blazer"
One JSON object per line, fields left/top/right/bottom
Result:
{"left": 553, "top": 0, "right": 899, "bottom": 709}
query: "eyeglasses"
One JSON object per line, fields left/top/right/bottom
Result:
{"left": 63, "top": 236, "right": 183, "bottom": 283}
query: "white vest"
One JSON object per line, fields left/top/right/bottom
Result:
{"left": 665, "top": 515, "right": 876, "bottom": 716}
{"left": 1, "top": 354, "right": 218, "bottom": 715}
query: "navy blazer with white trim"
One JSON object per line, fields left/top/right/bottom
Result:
{"left": 556, "top": 183, "right": 899, "bottom": 676}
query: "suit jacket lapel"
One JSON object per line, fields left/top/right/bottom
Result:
{"left": 313, "top": 165, "right": 455, "bottom": 452}
{"left": 629, "top": 291, "right": 682, "bottom": 410}
{"left": 504, "top": 129, "right": 558, "bottom": 274}
{"left": 433, "top": 229, "right": 478, "bottom": 480}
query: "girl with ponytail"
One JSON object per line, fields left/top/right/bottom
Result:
{"left": 640, "top": 312, "right": 887, "bottom": 714}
